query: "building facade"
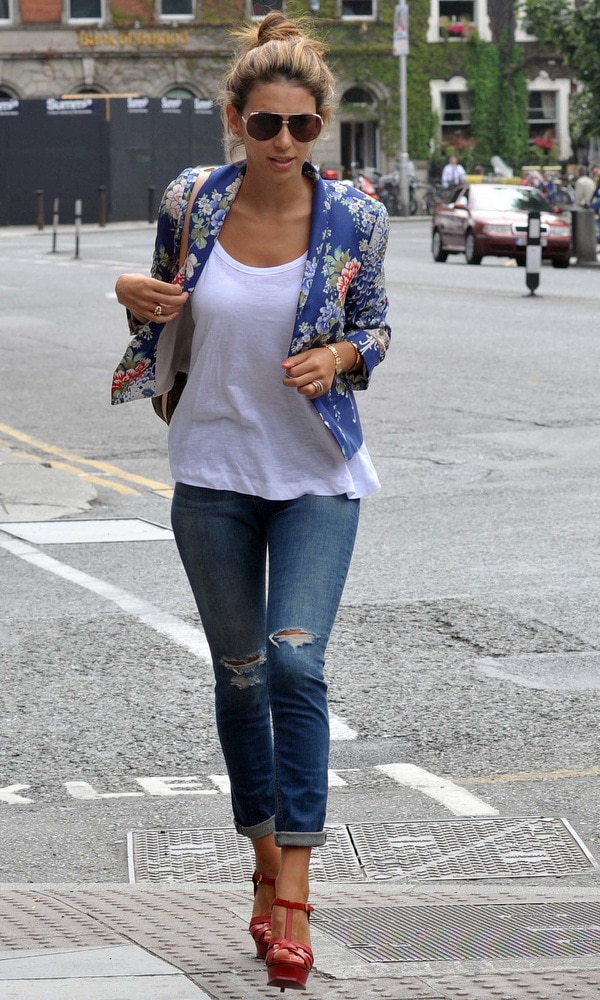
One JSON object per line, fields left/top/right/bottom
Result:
{"left": 0, "top": 1, "right": 579, "bottom": 221}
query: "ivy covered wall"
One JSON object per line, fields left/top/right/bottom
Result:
{"left": 318, "top": 0, "right": 466, "bottom": 163}
{"left": 287, "top": 0, "right": 532, "bottom": 173}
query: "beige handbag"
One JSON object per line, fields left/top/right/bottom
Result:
{"left": 151, "top": 169, "right": 209, "bottom": 423}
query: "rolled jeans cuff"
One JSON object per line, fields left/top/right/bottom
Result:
{"left": 235, "top": 816, "right": 275, "bottom": 841}
{"left": 275, "top": 830, "right": 328, "bottom": 848}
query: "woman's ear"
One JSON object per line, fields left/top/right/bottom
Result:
{"left": 225, "top": 104, "right": 243, "bottom": 138}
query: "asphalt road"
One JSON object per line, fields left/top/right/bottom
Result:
{"left": 0, "top": 219, "right": 599, "bottom": 886}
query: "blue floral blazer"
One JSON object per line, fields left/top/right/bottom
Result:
{"left": 112, "top": 161, "right": 391, "bottom": 460}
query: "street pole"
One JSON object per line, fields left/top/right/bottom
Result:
{"left": 393, "top": 4, "right": 410, "bottom": 216}
{"left": 398, "top": 49, "right": 409, "bottom": 216}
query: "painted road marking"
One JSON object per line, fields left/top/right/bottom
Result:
{"left": 0, "top": 767, "right": 482, "bottom": 807}
{"left": 0, "top": 422, "right": 172, "bottom": 496}
{"left": 376, "top": 763, "right": 499, "bottom": 816}
{"left": 2, "top": 765, "right": 595, "bottom": 809}
{"left": 0, "top": 533, "right": 357, "bottom": 742}
{"left": 0, "top": 532, "right": 212, "bottom": 658}
{"left": 458, "top": 766, "right": 600, "bottom": 784}
{"left": 0, "top": 785, "right": 35, "bottom": 805}
{"left": 2, "top": 771, "right": 351, "bottom": 805}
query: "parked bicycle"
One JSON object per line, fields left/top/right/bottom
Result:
{"left": 374, "top": 169, "right": 419, "bottom": 216}
{"left": 424, "top": 179, "right": 446, "bottom": 215}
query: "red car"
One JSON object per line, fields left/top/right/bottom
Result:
{"left": 431, "top": 184, "right": 572, "bottom": 267}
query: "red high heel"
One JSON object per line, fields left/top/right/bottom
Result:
{"left": 265, "top": 898, "right": 315, "bottom": 992}
{"left": 249, "top": 871, "right": 277, "bottom": 959}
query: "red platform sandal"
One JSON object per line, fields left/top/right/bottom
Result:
{"left": 265, "top": 898, "right": 315, "bottom": 992}
{"left": 249, "top": 871, "right": 277, "bottom": 959}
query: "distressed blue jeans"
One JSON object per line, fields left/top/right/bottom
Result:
{"left": 171, "top": 483, "right": 359, "bottom": 847}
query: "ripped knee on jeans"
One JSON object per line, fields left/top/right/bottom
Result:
{"left": 268, "top": 628, "right": 317, "bottom": 649}
{"left": 221, "top": 650, "right": 266, "bottom": 688}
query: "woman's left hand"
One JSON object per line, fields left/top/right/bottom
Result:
{"left": 281, "top": 346, "right": 338, "bottom": 397}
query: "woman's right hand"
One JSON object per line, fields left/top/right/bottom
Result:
{"left": 115, "top": 273, "right": 189, "bottom": 324}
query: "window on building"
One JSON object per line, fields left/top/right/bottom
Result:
{"left": 439, "top": 1, "right": 474, "bottom": 38}
{"left": 341, "top": 0, "right": 376, "bottom": 18}
{"left": 430, "top": 78, "right": 472, "bottom": 149}
{"left": 528, "top": 90, "right": 556, "bottom": 155}
{"left": 164, "top": 87, "right": 196, "bottom": 98}
{"left": 442, "top": 91, "right": 470, "bottom": 125}
{"left": 427, "top": 0, "right": 490, "bottom": 43}
{"left": 160, "top": 0, "right": 193, "bottom": 17}
{"left": 342, "top": 86, "right": 374, "bottom": 107}
{"left": 527, "top": 77, "right": 570, "bottom": 162}
{"left": 441, "top": 90, "right": 471, "bottom": 147}
{"left": 249, "top": 1, "right": 284, "bottom": 17}
{"left": 0, "top": 0, "right": 12, "bottom": 20}
{"left": 528, "top": 90, "right": 556, "bottom": 126}
{"left": 69, "top": 0, "right": 102, "bottom": 20}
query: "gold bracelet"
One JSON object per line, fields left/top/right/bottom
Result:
{"left": 326, "top": 344, "right": 343, "bottom": 375}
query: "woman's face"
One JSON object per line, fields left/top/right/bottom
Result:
{"left": 227, "top": 80, "right": 319, "bottom": 182}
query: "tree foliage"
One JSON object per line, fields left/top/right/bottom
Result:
{"left": 522, "top": 0, "right": 600, "bottom": 138}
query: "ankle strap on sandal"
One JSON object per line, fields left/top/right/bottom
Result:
{"left": 252, "top": 871, "right": 277, "bottom": 892}
{"left": 272, "top": 898, "right": 314, "bottom": 915}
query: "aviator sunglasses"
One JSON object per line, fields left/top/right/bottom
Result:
{"left": 241, "top": 111, "right": 323, "bottom": 143}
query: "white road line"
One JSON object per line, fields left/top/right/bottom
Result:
{"left": 329, "top": 716, "right": 357, "bottom": 741}
{"left": 0, "top": 533, "right": 213, "bottom": 660}
{"left": 376, "top": 763, "right": 499, "bottom": 816}
{"left": 0, "top": 533, "right": 357, "bottom": 740}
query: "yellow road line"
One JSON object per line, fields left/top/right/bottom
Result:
{"left": 5, "top": 448, "right": 141, "bottom": 497}
{"left": 458, "top": 767, "right": 600, "bottom": 785}
{"left": 47, "top": 459, "right": 140, "bottom": 496}
{"left": 0, "top": 422, "right": 172, "bottom": 493}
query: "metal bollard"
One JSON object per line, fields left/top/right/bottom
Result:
{"left": 98, "top": 185, "right": 107, "bottom": 228}
{"left": 525, "top": 210, "right": 541, "bottom": 296}
{"left": 51, "top": 197, "right": 60, "bottom": 253}
{"left": 35, "top": 189, "right": 45, "bottom": 230}
{"left": 74, "top": 199, "right": 82, "bottom": 259}
{"left": 572, "top": 206, "right": 598, "bottom": 266}
{"left": 147, "top": 185, "right": 156, "bottom": 224}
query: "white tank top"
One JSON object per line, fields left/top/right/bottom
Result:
{"left": 167, "top": 241, "right": 379, "bottom": 500}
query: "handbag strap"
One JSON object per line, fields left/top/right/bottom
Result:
{"left": 178, "top": 168, "right": 212, "bottom": 272}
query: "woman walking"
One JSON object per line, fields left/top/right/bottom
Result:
{"left": 112, "top": 11, "right": 390, "bottom": 991}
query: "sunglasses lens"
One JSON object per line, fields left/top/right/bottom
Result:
{"left": 288, "top": 115, "right": 322, "bottom": 142}
{"left": 245, "top": 113, "right": 322, "bottom": 142}
{"left": 246, "top": 113, "right": 281, "bottom": 140}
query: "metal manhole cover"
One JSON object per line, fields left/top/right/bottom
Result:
{"left": 313, "top": 899, "right": 600, "bottom": 963}
{"left": 128, "top": 826, "right": 364, "bottom": 884}
{"left": 347, "top": 818, "right": 598, "bottom": 880}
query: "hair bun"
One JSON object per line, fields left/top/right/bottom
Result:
{"left": 257, "top": 10, "right": 302, "bottom": 44}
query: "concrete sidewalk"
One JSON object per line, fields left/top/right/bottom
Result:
{"left": 1, "top": 881, "right": 600, "bottom": 999}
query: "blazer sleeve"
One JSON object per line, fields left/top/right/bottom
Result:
{"left": 124, "top": 167, "right": 196, "bottom": 337}
{"left": 342, "top": 204, "right": 391, "bottom": 390}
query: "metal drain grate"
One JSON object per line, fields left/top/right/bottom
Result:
{"left": 128, "top": 819, "right": 597, "bottom": 884}
{"left": 128, "top": 825, "right": 364, "bottom": 884}
{"left": 313, "top": 899, "right": 600, "bottom": 963}
{"left": 347, "top": 817, "right": 597, "bottom": 881}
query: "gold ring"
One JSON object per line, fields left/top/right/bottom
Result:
{"left": 153, "top": 304, "right": 163, "bottom": 317}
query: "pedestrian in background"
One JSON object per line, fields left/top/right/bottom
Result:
{"left": 441, "top": 154, "right": 466, "bottom": 189}
{"left": 574, "top": 165, "right": 596, "bottom": 207}
{"left": 112, "top": 10, "right": 390, "bottom": 992}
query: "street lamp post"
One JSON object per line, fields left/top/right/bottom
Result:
{"left": 393, "top": 3, "right": 410, "bottom": 216}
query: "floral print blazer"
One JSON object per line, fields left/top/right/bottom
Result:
{"left": 112, "top": 161, "right": 391, "bottom": 460}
